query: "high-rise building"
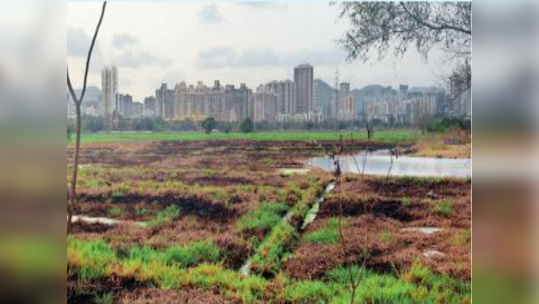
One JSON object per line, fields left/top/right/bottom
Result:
{"left": 337, "top": 82, "right": 351, "bottom": 119}
{"left": 342, "top": 95, "right": 356, "bottom": 121}
{"left": 294, "top": 64, "right": 313, "bottom": 114}
{"left": 171, "top": 81, "right": 252, "bottom": 122}
{"left": 253, "top": 85, "right": 278, "bottom": 123}
{"left": 115, "top": 93, "right": 134, "bottom": 117}
{"left": 224, "top": 83, "right": 251, "bottom": 122}
{"left": 132, "top": 102, "right": 143, "bottom": 118}
{"left": 156, "top": 83, "right": 174, "bottom": 120}
{"left": 265, "top": 80, "right": 295, "bottom": 115}
{"left": 101, "top": 66, "right": 118, "bottom": 117}
{"left": 143, "top": 96, "right": 156, "bottom": 117}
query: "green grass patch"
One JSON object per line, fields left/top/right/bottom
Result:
{"left": 401, "top": 197, "right": 411, "bottom": 207}
{"left": 378, "top": 229, "right": 393, "bottom": 244}
{"left": 304, "top": 229, "right": 339, "bottom": 245}
{"left": 128, "top": 241, "right": 221, "bottom": 268}
{"left": 135, "top": 207, "right": 151, "bottom": 217}
{"left": 304, "top": 218, "right": 343, "bottom": 245}
{"left": 284, "top": 279, "right": 338, "bottom": 304}
{"left": 67, "top": 237, "right": 117, "bottom": 282}
{"left": 108, "top": 206, "right": 122, "bottom": 218}
{"left": 324, "top": 263, "right": 471, "bottom": 304}
{"left": 237, "top": 203, "right": 290, "bottom": 232}
{"left": 68, "top": 236, "right": 470, "bottom": 304}
{"left": 250, "top": 221, "right": 298, "bottom": 276}
{"left": 147, "top": 205, "right": 181, "bottom": 229}
{"left": 79, "top": 130, "right": 421, "bottom": 145}
{"left": 95, "top": 292, "right": 114, "bottom": 304}
{"left": 435, "top": 201, "right": 453, "bottom": 217}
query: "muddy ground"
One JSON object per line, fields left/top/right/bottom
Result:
{"left": 284, "top": 175, "right": 471, "bottom": 281}
{"left": 68, "top": 138, "right": 470, "bottom": 303}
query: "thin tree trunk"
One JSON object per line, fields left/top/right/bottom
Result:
{"left": 67, "top": 1, "right": 107, "bottom": 234}
{"left": 68, "top": 105, "right": 82, "bottom": 233}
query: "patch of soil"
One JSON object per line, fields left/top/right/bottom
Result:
{"left": 285, "top": 215, "right": 404, "bottom": 280}
{"left": 78, "top": 195, "right": 237, "bottom": 223}
{"left": 364, "top": 177, "right": 470, "bottom": 199}
{"left": 285, "top": 211, "right": 471, "bottom": 281}
{"left": 71, "top": 221, "right": 113, "bottom": 234}
{"left": 319, "top": 197, "right": 417, "bottom": 222}
{"left": 67, "top": 272, "right": 146, "bottom": 304}
{"left": 214, "top": 234, "right": 251, "bottom": 270}
{"left": 116, "top": 287, "right": 240, "bottom": 304}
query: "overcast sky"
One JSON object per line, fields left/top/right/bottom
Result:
{"left": 67, "top": 1, "right": 451, "bottom": 101}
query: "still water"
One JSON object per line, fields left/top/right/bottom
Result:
{"left": 307, "top": 151, "right": 471, "bottom": 178}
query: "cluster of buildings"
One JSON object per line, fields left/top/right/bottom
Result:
{"left": 68, "top": 64, "right": 471, "bottom": 125}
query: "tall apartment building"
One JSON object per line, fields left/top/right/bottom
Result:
{"left": 143, "top": 96, "right": 156, "bottom": 117}
{"left": 101, "top": 66, "right": 118, "bottom": 117}
{"left": 341, "top": 95, "right": 356, "bottom": 121}
{"left": 115, "top": 93, "right": 133, "bottom": 118}
{"left": 132, "top": 102, "right": 143, "bottom": 118}
{"left": 294, "top": 64, "right": 313, "bottom": 114}
{"left": 253, "top": 85, "right": 279, "bottom": 123}
{"left": 224, "top": 83, "right": 251, "bottom": 122}
{"left": 168, "top": 81, "right": 252, "bottom": 122}
{"left": 265, "top": 80, "right": 295, "bottom": 115}
{"left": 337, "top": 82, "right": 351, "bottom": 120}
{"left": 156, "top": 83, "right": 174, "bottom": 120}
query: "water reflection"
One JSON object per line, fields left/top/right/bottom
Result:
{"left": 307, "top": 151, "right": 471, "bottom": 178}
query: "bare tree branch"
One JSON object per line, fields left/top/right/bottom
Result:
{"left": 67, "top": 1, "right": 107, "bottom": 233}
{"left": 67, "top": 68, "right": 77, "bottom": 104}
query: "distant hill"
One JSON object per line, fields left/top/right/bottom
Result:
{"left": 77, "top": 86, "right": 101, "bottom": 102}
{"left": 314, "top": 79, "right": 334, "bottom": 115}
{"left": 69, "top": 86, "right": 101, "bottom": 104}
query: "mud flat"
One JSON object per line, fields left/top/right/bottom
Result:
{"left": 68, "top": 139, "right": 471, "bottom": 303}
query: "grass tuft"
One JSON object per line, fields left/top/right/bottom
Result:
{"left": 435, "top": 202, "right": 453, "bottom": 217}
{"left": 237, "top": 203, "right": 289, "bottom": 232}
{"left": 147, "top": 205, "right": 181, "bottom": 229}
{"left": 108, "top": 206, "right": 122, "bottom": 218}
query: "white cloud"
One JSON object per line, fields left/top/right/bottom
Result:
{"left": 198, "top": 4, "right": 223, "bottom": 24}
{"left": 113, "top": 48, "right": 170, "bottom": 69}
{"left": 197, "top": 46, "right": 345, "bottom": 69}
{"left": 67, "top": 27, "right": 92, "bottom": 57}
{"left": 112, "top": 33, "right": 138, "bottom": 49}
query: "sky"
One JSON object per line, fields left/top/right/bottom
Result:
{"left": 67, "top": 1, "right": 452, "bottom": 101}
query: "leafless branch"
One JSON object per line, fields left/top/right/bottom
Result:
{"left": 67, "top": 1, "right": 107, "bottom": 233}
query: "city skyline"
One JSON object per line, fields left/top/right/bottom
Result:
{"left": 67, "top": 2, "right": 452, "bottom": 102}
{"left": 68, "top": 62, "right": 470, "bottom": 126}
